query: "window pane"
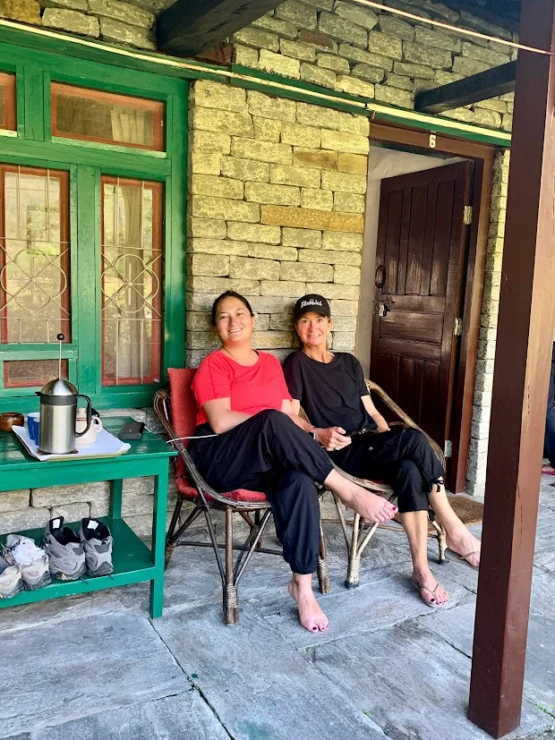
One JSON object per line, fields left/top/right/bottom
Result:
{"left": 0, "top": 166, "right": 71, "bottom": 344}
{"left": 101, "top": 177, "right": 163, "bottom": 386}
{"left": 51, "top": 83, "right": 164, "bottom": 151}
{"left": 4, "top": 359, "right": 68, "bottom": 388}
{"left": 0, "top": 73, "right": 16, "bottom": 131}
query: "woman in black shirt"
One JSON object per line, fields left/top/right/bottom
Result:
{"left": 284, "top": 294, "right": 481, "bottom": 607}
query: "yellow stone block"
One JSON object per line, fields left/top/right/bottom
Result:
{"left": 338, "top": 153, "right": 368, "bottom": 176}
{"left": 321, "top": 129, "right": 369, "bottom": 155}
{"left": 293, "top": 148, "right": 338, "bottom": 171}
{"left": 261, "top": 206, "right": 363, "bottom": 233}
{"left": 0, "top": 0, "right": 40, "bottom": 23}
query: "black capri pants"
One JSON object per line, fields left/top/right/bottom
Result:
{"left": 330, "top": 427, "right": 445, "bottom": 514}
{"left": 190, "top": 409, "right": 334, "bottom": 575}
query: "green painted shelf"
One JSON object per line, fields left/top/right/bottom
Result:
{"left": 0, "top": 517, "right": 155, "bottom": 608}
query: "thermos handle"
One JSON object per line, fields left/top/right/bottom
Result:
{"left": 75, "top": 394, "right": 92, "bottom": 437}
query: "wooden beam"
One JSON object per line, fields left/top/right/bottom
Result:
{"left": 157, "top": 0, "right": 287, "bottom": 56}
{"left": 415, "top": 62, "right": 516, "bottom": 114}
{"left": 468, "top": 0, "right": 555, "bottom": 737}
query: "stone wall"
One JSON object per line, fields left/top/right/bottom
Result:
{"left": 186, "top": 79, "right": 369, "bottom": 365}
{"left": 233, "top": 0, "right": 515, "bottom": 132}
{"left": 466, "top": 149, "right": 508, "bottom": 497}
{"left": 0, "top": 0, "right": 157, "bottom": 49}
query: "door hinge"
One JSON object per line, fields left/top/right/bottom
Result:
{"left": 463, "top": 205, "right": 473, "bottom": 225}
{"left": 444, "top": 440, "right": 453, "bottom": 458}
{"left": 454, "top": 318, "right": 463, "bottom": 336}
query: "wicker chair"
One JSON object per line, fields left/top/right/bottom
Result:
{"left": 304, "top": 379, "right": 447, "bottom": 589}
{"left": 153, "top": 368, "right": 330, "bottom": 625}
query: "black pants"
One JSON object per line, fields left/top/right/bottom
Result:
{"left": 545, "top": 342, "right": 555, "bottom": 468}
{"left": 330, "top": 427, "right": 445, "bottom": 514}
{"left": 189, "top": 410, "right": 334, "bottom": 575}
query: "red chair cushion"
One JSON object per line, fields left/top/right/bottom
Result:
{"left": 168, "top": 368, "right": 267, "bottom": 503}
{"left": 176, "top": 477, "right": 267, "bottom": 503}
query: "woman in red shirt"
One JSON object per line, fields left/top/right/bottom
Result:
{"left": 190, "top": 291, "right": 397, "bottom": 633}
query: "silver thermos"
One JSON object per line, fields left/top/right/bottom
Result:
{"left": 37, "top": 334, "right": 92, "bottom": 454}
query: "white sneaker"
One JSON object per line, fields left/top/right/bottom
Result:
{"left": 0, "top": 566, "right": 24, "bottom": 599}
{"left": 4, "top": 535, "right": 51, "bottom": 590}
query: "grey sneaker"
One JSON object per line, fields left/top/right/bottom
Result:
{"left": 5, "top": 535, "right": 51, "bottom": 590}
{"left": 79, "top": 519, "right": 113, "bottom": 577}
{"left": 42, "top": 517, "right": 86, "bottom": 581}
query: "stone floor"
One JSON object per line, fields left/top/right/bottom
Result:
{"left": 1, "top": 479, "right": 555, "bottom": 740}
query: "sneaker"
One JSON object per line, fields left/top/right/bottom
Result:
{"left": 0, "top": 566, "right": 24, "bottom": 599}
{"left": 79, "top": 519, "right": 113, "bottom": 577}
{"left": 5, "top": 534, "right": 51, "bottom": 590}
{"left": 42, "top": 517, "right": 86, "bottom": 581}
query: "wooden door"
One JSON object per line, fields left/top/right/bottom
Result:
{"left": 370, "top": 161, "right": 472, "bottom": 454}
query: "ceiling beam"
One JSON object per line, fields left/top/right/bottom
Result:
{"left": 415, "top": 61, "right": 516, "bottom": 114}
{"left": 157, "top": 0, "right": 288, "bottom": 56}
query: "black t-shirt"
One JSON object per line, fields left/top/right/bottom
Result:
{"left": 283, "top": 350, "right": 376, "bottom": 434}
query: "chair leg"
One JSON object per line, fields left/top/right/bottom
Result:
{"left": 430, "top": 520, "right": 447, "bottom": 564}
{"left": 165, "top": 496, "right": 184, "bottom": 567}
{"left": 224, "top": 508, "right": 239, "bottom": 625}
{"left": 317, "top": 521, "right": 331, "bottom": 594}
{"left": 345, "top": 513, "right": 362, "bottom": 589}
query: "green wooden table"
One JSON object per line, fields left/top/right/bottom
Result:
{"left": 0, "top": 417, "right": 176, "bottom": 618}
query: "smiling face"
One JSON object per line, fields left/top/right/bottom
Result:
{"left": 295, "top": 311, "right": 333, "bottom": 349}
{"left": 214, "top": 295, "right": 255, "bottom": 347}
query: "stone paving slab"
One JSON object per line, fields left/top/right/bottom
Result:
{"left": 419, "top": 595, "right": 555, "bottom": 714}
{"left": 0, "top": 612, "right": 189, "bottom": 738}
{"left": 116, "top": 541, "right": 307, "bottom": 617}
{"left": 153, "top": 602, "right": 387, "bottom": 740}
{"left": 261, "top": 567, "right": 472, "bottom": 650}
{"left": 32, "top": 691, "right": 229, "bottom": 740}
{"left": 0, "top": 589, "right": 124, "bottom": 635}
{"left": 311, "top": 620, "right": 553, "bottom": 740}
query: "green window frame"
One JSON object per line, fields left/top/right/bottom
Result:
{"left": 0, "top": 44, "right": 187, "bottom": 413}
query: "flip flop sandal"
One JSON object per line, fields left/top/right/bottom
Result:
{"left": 446, "top": 548, "right": 480, "bottom": 570}
{"left": 542, "top": 466, "right": 555, "bottom": 476}
{"left": 411, "top": 578, "right": 446, "bottom": 608}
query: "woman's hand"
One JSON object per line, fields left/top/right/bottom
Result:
{"left": 376, "top": 422, "right": 390, "bottom": 433}
{"left": 315, "top": 426, "right": 351, "bottom": 451}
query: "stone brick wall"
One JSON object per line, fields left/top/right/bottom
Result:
{"left": 186, "top": 79, "right": 369, "bottom": 365}
{"left": 233, "top": 0, "right": 515, "bottom": 132}
{"left": 0, "top": 0, "right": 158, "bottom": 49}
{"left": 466, "top": 149, "right": 509, "bottom": 497}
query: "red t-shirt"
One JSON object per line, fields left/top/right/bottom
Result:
{"left": 192, "top": 350, "right": 292, "bottom": 426}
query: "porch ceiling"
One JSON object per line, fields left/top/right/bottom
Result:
{"left": 447, "top": 0, "right": 520, "bottom": 27}
{"left": 156, "top": 0, "right": 288, "bottom": 55}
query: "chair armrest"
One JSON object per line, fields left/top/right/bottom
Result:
{"left": 366, "top": 380, "right": 446, "bottom": 468}
{"left": 152, "top": 389, "right": 265, "bottom": 509}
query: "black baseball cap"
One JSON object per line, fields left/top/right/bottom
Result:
{"left": 293, "top": 294, "right": 331, "bottom": 322}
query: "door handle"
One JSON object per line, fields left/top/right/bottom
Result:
{"left": 375, "top": 264, "right": 385, "bottom": 289}
{"left": 374, "top": 300, "right": 395, "bottom": 318}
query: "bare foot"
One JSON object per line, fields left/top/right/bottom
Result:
{"left": 288, "top": 579, "right": 329, "bottom": 633}
{"left": 412, "top": 567, "right": 448, "bottom": 606}
{"left": 349, "top": 488, "right": 397, "bottom": 524}
{"left": 446, "top": 527, "right": 481, "bottom": 568}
